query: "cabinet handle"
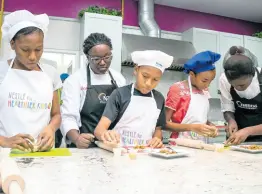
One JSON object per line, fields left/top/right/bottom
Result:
{"left": 217, "top": 90, "right": 221, "bottom": 95}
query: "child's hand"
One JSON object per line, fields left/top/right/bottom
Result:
{"left": 101, "top": 130, "right": 120, "bottom": 144}
{"left": 75, "top": 133, "right": 95, "bottom": 149}
{"left": 206, "top": 122, "right": 219, "bottom": 137}
{"left": 2, "top": 134, "right": 34, "bottom": 151}
{"left": 192, "top": 124, "right": 218, "bottom": 137}
{"left": 37, "top": 125, "right": 56, "bottom": 151}
{"left": 148, "top": 137, "right": 164, "bottom": 148}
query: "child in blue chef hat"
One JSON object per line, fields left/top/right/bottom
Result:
{"left": 165, "top": 51, "right": 221, "bottom": 143}
{"left": 60, "top": 73, "right": 69, "bottom": 83}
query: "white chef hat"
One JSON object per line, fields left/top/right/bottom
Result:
{"left": 131, "top": 50, "right": 173, "bottom": 73}
{"left": 2, "top": 10, "right": 49, "bottom": 42}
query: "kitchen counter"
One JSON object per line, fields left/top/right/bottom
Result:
{"left": 12, "top": 148, "right": 262, "bottom": 194}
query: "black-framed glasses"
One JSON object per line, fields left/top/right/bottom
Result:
{"left": 89, "top": 54, "right": 113, "bottom": 64}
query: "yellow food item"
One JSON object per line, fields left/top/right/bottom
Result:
{"left": 159, "top": 149, "right": 177, "bottom": 154}
{"left": 128, "top": 153, "right": 137, "bottom": 160}
{"left": 240, "top": 145, "right": 262, "bottom": 150}
{"left": 134, "top": 145, "right": 146, "bottom": 149}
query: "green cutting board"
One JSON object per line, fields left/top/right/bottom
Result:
{"left": 9, "top": 148, "right": 72, "bottom": 157}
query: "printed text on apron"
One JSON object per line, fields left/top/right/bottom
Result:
{"left": 0, "top": 59, "right": 53, "bottom": 139}
{"left": 113, "top": 84, "right": 160, "bottom": 146}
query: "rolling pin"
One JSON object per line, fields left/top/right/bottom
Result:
{"left": 169, "top": 138, "right": 219, "bottom": 151}
{"left": 169, "top": 138, "right": 204, "bottom": 149}
{"left": 202, "top": 143, "right": 217, "bottom": 151}
{"left": 0, "top": 157, "right": 25, "bottom": 194}
{"left": 95, "top": 141, "right": 120, "bottom": 152}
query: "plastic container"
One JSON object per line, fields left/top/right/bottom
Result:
{"left": 128, "top": 149, "right": 138, "bottom": 160}
{"left": 113, "top": 148, "right": 122, "bottom": 157}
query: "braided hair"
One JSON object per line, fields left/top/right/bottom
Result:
{"left": 223, "top": 46, "right": 258, "bottom": 81}
{"left": 12, "top": 27, "right": 43, "bottom": 41}
{"left": 83, "top": 33, "right": 112, "bottom": 55}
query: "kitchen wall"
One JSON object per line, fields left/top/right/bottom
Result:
{"left": 5, "top": 0, "right": 262, "bottom": 36}
{"left": 5, "top": 0, "right": 228, "bottom": 122}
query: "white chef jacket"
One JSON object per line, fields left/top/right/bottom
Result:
{"left": 219, "top": 67, "right": 261, "bottom": 112}
{"left": 60, "top": 65, "right": 126, "bottom": 137}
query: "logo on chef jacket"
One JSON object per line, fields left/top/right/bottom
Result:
{"left": 236, "top": 101, "right": 258, "bottom": 110}
{"left": 98, "top": 93, "right": 109, "bottom": 103}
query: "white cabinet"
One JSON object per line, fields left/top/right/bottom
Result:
{"left": 81, "top": 13, "right": 123, "bottom": 72}
{"left": 218, "top": 32, "right": 244, "bottom": 79}
{"left": 182, "top": 28, "right": 244, "bottom": 99}
{"left": 183, "top": 28, "right": 220, "bottom": 53}
{"left": 45, "top": 19, "right": 80, "bottom": 51}
{"left": 244, "top": 36, "right": 262, "bottom": 67}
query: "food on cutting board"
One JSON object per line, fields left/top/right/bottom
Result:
{"left": 240, "top": 145, "right": 262, "bottom": 150}
{"left": 159, "top": 148, "right": 177, "bottom": 155}
{"left": 11, "top": 138, "right": 40, "bottom": 154}
{"left": 10, "top": 149, "right": 31, "bottom": 154}
{"left": 134, "top": 145, "right": 146, "bottom": 149}
{"left": 11, "top": 146, "right": 39, "bottom": 154}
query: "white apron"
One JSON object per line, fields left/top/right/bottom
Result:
{"left": 0, "top": 59, "right": 53, "bottom": 139}
{"left": 180, "top": 76, "right": 210, "bottom": 142}
{"left": 114, "top": 84, "right": 161, "bottom": 146}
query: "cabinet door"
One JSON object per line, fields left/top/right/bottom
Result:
{"left": 193, "top": 29, "right": 220, "bottom": 53}
{"left": 219, "top": 32, "right": 244, "bottom": 74}
{"left": 244, "top": 36, "right": 262, "bottom": 67}
{"left": 194, "top": 29, "right": 220, "bottom": 98}
{"left": 218, "top": 32, "right": 244, "bottom": 95}
{"left": 83, "top": 13, "right": 123, "bottom": 72}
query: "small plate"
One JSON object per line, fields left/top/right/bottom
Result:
{"left": 231, "top": 145, "right": 262, "bottom": 154}
{"left": 149, "top": 148, "right": 189, "bottom": 159}
{"left": 241, "top": 142, "right": 262, "bottom": 145}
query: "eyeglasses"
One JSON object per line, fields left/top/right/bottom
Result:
{"left": 89, "top": 54, "right": 113, "bottom": 64}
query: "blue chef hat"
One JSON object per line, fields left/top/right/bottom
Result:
{"left": 60, "top": 73, "right": 69, "bottom": 81}
{"left": 184, "top": 51, "right": 221, "bottom": 74}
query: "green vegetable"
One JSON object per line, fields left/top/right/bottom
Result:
{"left": 253, "top": 31, "right": 262, "bottom": 39}
{"left": 78, "top": 5, "right": 122, "bottom": 18}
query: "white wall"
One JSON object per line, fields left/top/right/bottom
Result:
{"left": 0, "top": 13, "right": 183, "bottom": 73}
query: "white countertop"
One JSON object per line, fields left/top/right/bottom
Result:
{"left": 12, "top": 147, "right": 262, "bottom": 194}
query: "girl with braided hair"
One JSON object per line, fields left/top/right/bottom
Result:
{"left": 61, "top": 33, "right": 126, "bottom": 148}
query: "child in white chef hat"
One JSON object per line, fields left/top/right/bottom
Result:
{"left": 94, "top": 50, "right": 173, "bottom": 148}
{"left": 0, "top": 10, "right": 62, "bottom": 152}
